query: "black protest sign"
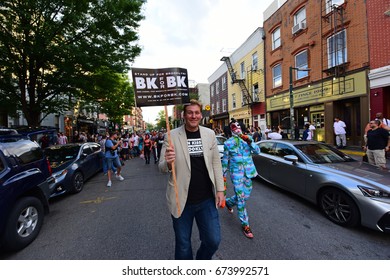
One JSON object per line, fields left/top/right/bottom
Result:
{"left": 131, "top": 67, "right": 190, "bottom": 107}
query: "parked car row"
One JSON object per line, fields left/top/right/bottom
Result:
{"left": 0, "top": 135, "right": 103, "bottom": 252}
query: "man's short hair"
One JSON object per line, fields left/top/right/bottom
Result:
{"left": 183, "top": 99, "right": 202, "bottom": 113}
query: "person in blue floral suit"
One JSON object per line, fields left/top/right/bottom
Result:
{"left": 222, "top": 122, "right": 260, "bottom": 238}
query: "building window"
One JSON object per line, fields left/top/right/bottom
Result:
{"left": 295, "top": 50, "right": 309, "bottom": 79}
{"left": 272, "top": 64, "right": 282, "bottom": 88}
{"left": 211, "top": 106, "right": 214, "bottom": 116}
{"left": 292, "top": 7, "right": 306, "bottom": 34}
{"left": 240, "top": 62, "right": 246, "bottom": 79}
{"left": 222, "top": 76, "right": 227, "bottom": 90}
{"left": 241, "top": 90, "right": 246, "bottom": 106}
{"left": 327, "top": 29, "right": 347, "bottom": 68}
{"left": 232, "top": 93, "right": 236, "bottom": 109}
{"left": 326, "top": 0, "right": 344, "bottom": 13}
{"left": 252, "top": 83, "right": 259, "bottom": 102}
{"left": 211, "top": 85, "right": 214, "bottom": 97}
{"left": 216, "top": 102, "right": 220, "bottom": 114}
{"left": 222, "top": 99, "right": 226, "bottom": 112}
{"left": 216, "top": 81, "right": 220, "bottom": 94}
{"left": 252, "top": 52, "right": 258, "bottom": 70}
{"left": 272, "top": 27, "right": 281, "bottom": 50}
{"left": 294, "top": 7, "right": 306, "bottom": 25}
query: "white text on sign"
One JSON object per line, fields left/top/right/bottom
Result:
{"left": 135, "top": 76, "right": 187, "bottom": 89}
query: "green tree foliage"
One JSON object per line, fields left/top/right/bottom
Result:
{"left": 0, "top": 0, "right": 145, "bottom": 126}
{"left": 145, "top": 122, "right": 154, "bottom": 132}
{"left": 174, "top": 93, "right": 199, "bottom": 114}
{"left": 97, "top": 72, "right": 134, "bottom": 126}
{"left": 155, "top": 110, "right": 167, "bottom": 130}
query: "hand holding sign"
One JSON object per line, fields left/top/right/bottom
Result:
{"left": 131, "top": 67, "right": 190, "bottom": 217}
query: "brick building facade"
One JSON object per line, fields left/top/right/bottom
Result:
{"left": 263, "top": 0, "right": 369, "bottom": 146}
{"left": 367, "top": 0, "right": 390, "bottom": 120}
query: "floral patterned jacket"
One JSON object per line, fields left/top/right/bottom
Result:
{"left": 222, "top": 135, "right": 260, "bottom": 179}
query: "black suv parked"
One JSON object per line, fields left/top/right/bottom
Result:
{"left": 0, "top": 128, "right": 18, "bottom": 136}
{"left": 0, "top": 138, "right": 52, "bottom": 251}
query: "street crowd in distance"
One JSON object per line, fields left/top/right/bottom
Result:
{"left": 40, "top": 129, "right": 167, "bottom": 188}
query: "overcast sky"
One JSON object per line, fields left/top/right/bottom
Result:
{"left": 131, "top": 0, "right": 275, "bottom": 124}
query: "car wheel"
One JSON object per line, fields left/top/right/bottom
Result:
{"left": 2, "top": 197, "right": 44, "bottom": 251}
{"left": 319, "top": 188, "right": 360, "bottom": 227}
{"left": 71, "top": 171, "right": 84, "bottom": 193}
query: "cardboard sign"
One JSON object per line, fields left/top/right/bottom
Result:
{"left": 131, "top": 67, "right": 190, "bottom": 107}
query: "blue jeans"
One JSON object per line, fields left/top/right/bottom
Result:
{"left": 102, "top": 153, "right": 117, "bottom": 173}
{"left": 101, "top": 152, "right": 109, "bottom": 173}
{"left": 172, "top": 198, "right": 221, "bottom": 260}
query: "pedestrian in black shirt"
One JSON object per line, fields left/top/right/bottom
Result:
{"left": 364, "top": 119, "right": 390, "bottom": 169}
{"left": 159, "top": 99, "right": 224, "bottom": 260}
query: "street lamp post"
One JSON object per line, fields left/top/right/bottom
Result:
{"left": 289, "top": 66, "right": 311, "bottom": 138}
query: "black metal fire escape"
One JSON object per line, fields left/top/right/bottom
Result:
{"left": 321, "top": 2, "right": 346, "bottom": 95}
{"left": 220, "top": 56, "right": 253, "bottom": 105}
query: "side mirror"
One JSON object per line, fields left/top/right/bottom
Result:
{"left": 284, "top": 155, "right": 298, "bottom": 164}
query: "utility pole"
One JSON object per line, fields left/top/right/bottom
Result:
{"left": 289, "top": 66, "right": 311, "bottom": 138}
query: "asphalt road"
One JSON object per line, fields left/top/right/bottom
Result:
{"left": 1, "top": 156, "right": 390, "bottom": 260}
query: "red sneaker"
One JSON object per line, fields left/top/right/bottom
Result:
{"left": 242, "top": 225, "right": 254, "bottom": 239}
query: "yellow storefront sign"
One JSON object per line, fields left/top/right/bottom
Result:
{"left": 267, "top": 71, "right": 367, "bottom": 111}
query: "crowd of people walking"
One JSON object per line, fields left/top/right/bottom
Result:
{"left": 97, "top": 129, "right": 168, "bottom": 187}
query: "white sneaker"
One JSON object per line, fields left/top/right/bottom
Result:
{"left": 116, "top": 174, "right": 124, "bottom": 181}
{"left": 107, "top": 180, "right": 112, "bottom": 187}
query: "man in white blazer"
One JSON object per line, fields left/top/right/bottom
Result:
{"left": 159, "top": 99, "right": 225, "bottom": 260}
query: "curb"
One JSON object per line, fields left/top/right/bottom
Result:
{"left": 339, "top": 149, "right": 365, "bottom": 157}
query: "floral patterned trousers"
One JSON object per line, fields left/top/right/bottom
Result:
{"left": 225, "top": 175, "right": 253, "bottom": 226}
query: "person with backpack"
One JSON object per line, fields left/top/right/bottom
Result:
{"left": 105, "top": 132, "right": 124, "bottom": 187}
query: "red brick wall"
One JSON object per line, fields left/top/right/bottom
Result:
{"left": 264, "top": 0, "right": 369, "bottom": 97}
{"left": 367, "top": 0, "right": 390, "bottom": 69}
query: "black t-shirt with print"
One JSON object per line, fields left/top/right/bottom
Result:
{"left": 185, "top": 129, "right": 214, "bottom": 204}
{"left": 367, "top": 128, "right": 389, "bottom": 150}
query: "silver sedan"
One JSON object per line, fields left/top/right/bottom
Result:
{"left": 253, "top": 140, "right": 390, "bottom": 232}
{"left": 216, "top": 135, "right": 227, "bottom": 159}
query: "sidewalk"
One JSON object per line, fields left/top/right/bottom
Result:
{"left": 338, "top": 146, "right": 365, "bottom": 157}
{"left": 339, "top": 146, "right": 390, "bottom": 169}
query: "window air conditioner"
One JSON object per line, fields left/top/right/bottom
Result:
{"left": 292, "top": 22, "right": 306, "bottom": 34}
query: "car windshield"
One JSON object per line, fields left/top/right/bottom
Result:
{"left": 216, "top": 137, "right": 226, "bottom": 145}
{"left": 295, "top": 143, "right": 354, "bottom": 164}
{"left": 45, "top": 146, "right": 80, "bottom": 163}
{"left": 0, "top": 129, "right": 17, "bottom": 135}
